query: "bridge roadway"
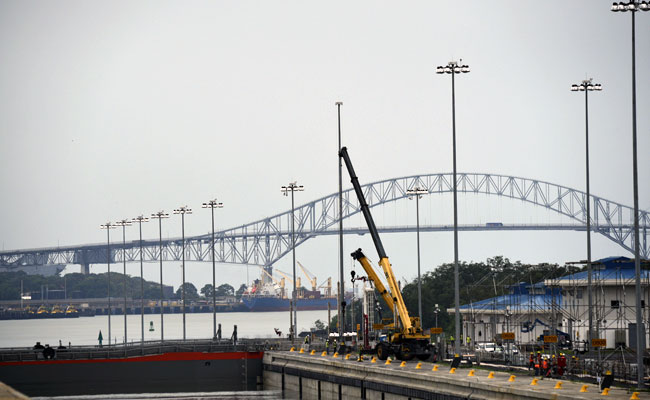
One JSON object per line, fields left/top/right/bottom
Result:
{"left": 265, "top": 350, "right": 645, "bottom": 399}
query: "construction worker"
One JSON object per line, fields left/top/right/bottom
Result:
{"left": 557, "top": 353, "right": 567, "bottom": 376}
{"left": 542, "top": 357, "right": 549, "bottom": 377}
{"left": 528, "top": 352, "right": 535, "bottom": 371}
{"left": 325, "top": 337, "right": 331, "bottom": 354}
{"left": 466, "top": 336, "right": 471, "bottom": 347}
{"left": 536, "top": 352, "right": 542, "bottom": 376}
{"left": 449, "top": 335, "right": 455, "bottom": 347}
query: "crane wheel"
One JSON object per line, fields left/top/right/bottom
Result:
{"left": 376, "top": 344, "right": 387, "bottom": 360}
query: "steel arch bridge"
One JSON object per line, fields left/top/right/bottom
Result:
{"left": 0, "top": 172, "right": 648, "bottom": 271}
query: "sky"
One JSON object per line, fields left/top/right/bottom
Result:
{"left": 0, "top": 1, "right": 648, "bottom": 293}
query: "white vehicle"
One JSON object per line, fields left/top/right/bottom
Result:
{"left": 475, "top": 342, "right": 499, "bottom": 353}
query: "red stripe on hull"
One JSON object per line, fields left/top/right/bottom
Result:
{"left": 0, "top": 351, "right": 264, "bottom": 366}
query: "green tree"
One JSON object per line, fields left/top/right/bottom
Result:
{"left": 235, "top": 283, "right": 248, "bottom": 298}
{"left": 200, "top": 284, "right": 214, "bottom": 298}
{"left": 215, "top": 283, "right": 234, "bottom": 297}
{"left": 314, "top": 319, "right": 326, "bottom": 330}
{"left": 175, "top": 282, "right": 199, "bottom": 301}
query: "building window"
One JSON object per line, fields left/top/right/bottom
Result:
{"left": 643, "top": 300, "right": 646, "bottom": 309}
{"left": 611, "top": 300, "right": 620, "bottom": 309}
{"left": 576, "top": 289, "right": 583, "bottom": 299}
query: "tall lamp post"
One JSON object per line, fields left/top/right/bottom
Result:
{"left": 151, "top": 211, "right": 169, "bottom": 341}
{"left": 336, "top": 101, "right": 345, "bottom": 338}
{"left": 611, "top": 1, "right": 649, "bottom": 389}
{"left": 202, "top": 199, "right": 223, "bottom": 340}
{"left": 115, "top": 219, "right": 132, "bottom": 344}
{"left": 282, "top": 182, "right": 304, "bottom": 342}
{"left": 407, "top": 186, "right": 428, "bottom": 323}
{"left": 100, "top": 222, "right": 116, "bottom": 346}
{"left": 173, "top": 206, "right": 192, "bottom": 341}
{"left": 437, "top": 60, "right": 470, "bottom": 356}
{"left": 132, "top": 215, "right": 149, "bottom": 344}
{"left": 571, "top": 79, "right": 602, "bottom": 349}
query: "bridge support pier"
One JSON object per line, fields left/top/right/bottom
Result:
{"left": 81, "top": 263, "right": 90, "bottom": 275}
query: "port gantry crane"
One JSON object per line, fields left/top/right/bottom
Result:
{"left": 297, "top": 261, "right": 318, "bottom": 292}
{"left": 340, "top": 146, "right": 432, "bottom": 361}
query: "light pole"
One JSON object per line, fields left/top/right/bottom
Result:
{"left": 202, "top": 199, "right": 223, "bottom": 340}
{"left": 611, "top": 1, "right": 649, "bottom": 389}
{"left": 434, "top": 303, "right": 440, "bottom": 328}
{"left": 437, "top": 60, "right": 470, "bottom": 356}
{"left": 115, "top": 219, "right": 132, "bottom": 344}
{"left": 571, "top": 79, "right": 602, "bottom": 349}
{"left": 336, "top": 101, "right": 345, "bottom": 338}
{"left": 151, "top": 211, "right": 169, "bottom": 341}
{"left": 407, "top": 186, "right": 428, "bottom": 323}
{"left": 132, "top": 215, "right": 149, "bottom": 344}
{"left": 282, "top": 182, "right": 304, "bottom": 342}
{"left": 173, "top": 206, "right": 192, "bottom": 341}
{"left": 100, "top": 222, "right": 116, "bottom": 346}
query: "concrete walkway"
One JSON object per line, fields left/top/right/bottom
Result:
{"left": 270, "top": 350, "right": 649, "bottom": 399}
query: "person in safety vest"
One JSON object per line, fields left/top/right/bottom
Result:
{"left": 528, "top": 353, "right": 535, "bottom": 371}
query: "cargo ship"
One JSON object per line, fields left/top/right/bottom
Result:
{"left": 241, "top": 266, "right": 336, "bottom": 312}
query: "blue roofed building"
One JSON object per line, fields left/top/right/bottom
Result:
{"left": 456, "top": 257, "right": 649, "bottom": 350}
{"left": 544, "top": 256, "right": 650, "bottom": 350}
{"left": 454, "top": 281, "right": 564, "bottom": 347}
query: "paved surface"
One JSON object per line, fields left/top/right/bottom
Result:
{"left": 272, "top": 350, "right": 650, "bottom": 399}
{"left": 0, "top": 382, "right": 29, "bottom": 400}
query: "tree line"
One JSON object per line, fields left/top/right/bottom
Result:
{"left": 327, "top": 256, "right": 583, "bottom": 334}
{"left": 0, "top": 270, "right": 247, "bottom": 301}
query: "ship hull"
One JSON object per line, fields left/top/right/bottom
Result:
{"left": 0, "top": 351, "right": 263, "bottom": 397}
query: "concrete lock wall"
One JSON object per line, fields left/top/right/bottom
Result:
{"left": 263, "top": 352, "right": 636, "bottom": 400}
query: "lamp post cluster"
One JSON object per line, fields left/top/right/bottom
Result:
{"left": 173, "top": 206, "right": 192, "bottom": 341}
{"left": 436, "top": 59, "right": 470, "bottom": 357}
{"left": 571, "top": 79, "right": 602, "bottom": 348}
{"left": 610, "top": 0, "right": 648, "bottom": 388}
{"left": 99, "top": 200, "right": 224, "bottom": 345}
{"left": 281, "top": 182, "right": 305, "bottom": 342}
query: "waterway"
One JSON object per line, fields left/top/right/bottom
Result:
{"left": 0, "top": 310, "right": 329, "bottom": 348}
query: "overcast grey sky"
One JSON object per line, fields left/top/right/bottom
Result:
{"left": 1, "top": 1, "right": 648, "bottom": 291}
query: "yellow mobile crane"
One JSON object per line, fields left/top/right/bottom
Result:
{"left": 275, "top": 269, "right": 301, "bottom": 293}
{"left": 340, "top": 146, "right": 431, "bottom": 361}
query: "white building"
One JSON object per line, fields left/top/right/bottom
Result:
{"left": 455, "top": 257, "right": 650, "bottom": 350}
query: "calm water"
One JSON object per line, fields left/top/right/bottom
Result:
{"left": 0, "top": 310, "right": 329, "bottom": 348}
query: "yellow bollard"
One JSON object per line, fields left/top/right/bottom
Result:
{"left": 333, "top": 352, "right": 339, "bottom": 358}
{"left": 487, "top": 371, "right": 495, "bottom": 379}
{"left": 601, "top": 388, "right": 610, "bottom": 396}
{"left": 554, "top": 381, "right": 562, "bottom": 389}
{"left": 371, "top": 356, "right": 377, "bottom": 363}
{"left": 399, "top": 361, "right": 407, "bottom": 367}
{"left": 384, "top": 358, "right": 391, "bottom": 365}
{"left": 630, "top": 393, "right": 640, "bottom": 400}
{"left": 432, "top": 364, "right": 439, "bottom": 371}
{"left": 299, "top": 348, "right": 304, "bottom": 354}
{"left": 345, "top": 354, "right": 351, "bottom": 360}
{"left": 289, "top": 347, "right": 295, "bottom": 352}
{"left": 580, "top": 385, "right": 588, "bottom": 393}
{"left": 310, "top": 350, "right": 316, "bottom": 355}
{"left": 508, "top": 375, "right": 516, "bottom": 382}
{"left": 357, "top": 355, "right": 364, "bottom": 362}
{"left": 449, "top": 367, "right": 456, "bottom": 374}
{"left": 530, "top": 378, "right": 538, "bottom": 386}
{"left": 321, "top": 351, "right": 327, "bottom": 356}
{"left": 415, "top": 362, "right": 422, "bottom": 370}
{"left": 467, "top": 369, "right": 475, "bottom": 377}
